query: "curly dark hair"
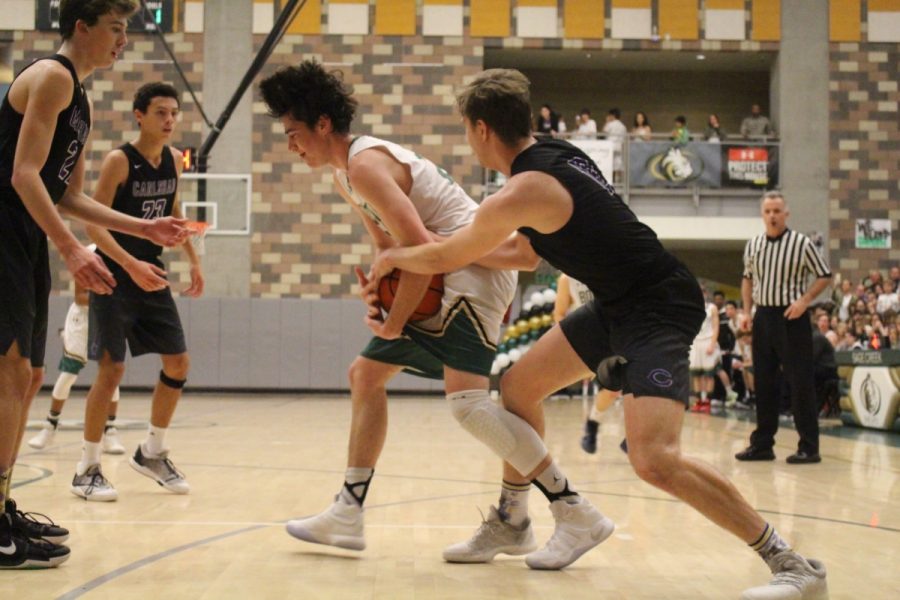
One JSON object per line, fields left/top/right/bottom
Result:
{"left": 259, "top": 60, "right": 357, "bottom": 134}
{"left": 59, "top": 0, "right": 138, "bottom": 40}
{"left": 133, "top": 82, "right": 179, "bottom": 113}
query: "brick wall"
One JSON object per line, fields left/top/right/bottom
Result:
{"left": 828, "top": 41, "right": 900, "bottom": 282}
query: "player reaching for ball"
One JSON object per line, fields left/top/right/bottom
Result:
{"left": 368, "top": 68, "right": 827, "bottom": 599}
{"left": 261, "top": 61, "right": 614, "bottom": 569}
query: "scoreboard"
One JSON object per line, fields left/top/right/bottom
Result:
{"left": 36, "top": 0, "right": 175, "bottom": 34}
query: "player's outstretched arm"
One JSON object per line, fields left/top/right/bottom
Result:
{"left": 371, "top": 186, "right": 521, "bottom": 281}
{"left": 84, "top": 150, "right": 168, "bottom": 292}
{"left": 474, "top": 232, "right": 541, "bottom": 271}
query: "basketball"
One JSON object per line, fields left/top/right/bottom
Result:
{"left": 377, "top": 269, "right": 444, "bottom": 321}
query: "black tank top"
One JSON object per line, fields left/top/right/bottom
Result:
{"left": 0, "top": 54, "right": 91, "bottom": 205}
{"left": 99, "top": 143, "right": 177, "bottom": 268}
{"left": 513, "top": 138, "right": 680, "bottom": 307}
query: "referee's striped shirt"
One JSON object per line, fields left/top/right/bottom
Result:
{"left": 743, "top": 228, "right": 831, "bottom": 307}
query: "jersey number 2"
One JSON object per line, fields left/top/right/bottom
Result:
{"left": 142, "top": 199, "right": 167, "bottom": 219}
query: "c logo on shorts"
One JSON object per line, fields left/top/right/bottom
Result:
{"left": 647, "top": 368, "right": 674, "bottom": 388}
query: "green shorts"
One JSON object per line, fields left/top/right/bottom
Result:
{"left": 58, "top": 353, "right": 86, "bottom": 375}
{"left": 361, "top": 297, "right": 497, "bottom": 379}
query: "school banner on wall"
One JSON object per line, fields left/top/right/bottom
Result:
{"left": 570, "top": 139, "right": 615, "bottom": 183}
{"left": 628, "top": 142, "right": 722, "bottom": 188}
{"left": 856, "top": 219, "right": 892, "bottom": 249}
{"left": 722, "top": 145, "right": 780, "bottom": 188}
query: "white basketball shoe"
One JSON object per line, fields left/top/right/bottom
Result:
{"left": 443, "top": 506, "right": 537, "bottom": 563}
{"left": 286, "top": 499, "right": 365, "bottom": 551}
{"left": 102, "top": 427, "right": 126, "bottom": 455}
{"left": 70, "top": 464, "right": 118, "bottom": 502}
{"left": 27, "top": 423, "right": 57, "bottom": 450}
{"left": 740, "top": 551, "right": 828, "bottom": 600}
{"left": 525, "top": 496, "right": 615, "bottom": 570}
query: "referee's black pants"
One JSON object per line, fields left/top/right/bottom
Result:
{"left": 749, "top": 307, "right": 819, "bottom": 455}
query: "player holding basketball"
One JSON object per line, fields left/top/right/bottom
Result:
{"left": 0, "top": 0, "right": 188, "bottom": 568}
{"left": 28, "top": 270, "right": 125, "bottom": 454}
{"left": 71, "top": 82, "right": 203, "bottom": 501}
{"left": 261, "top": 60, "right": 614, "bottom": 569}
{"left": 369, "top": 69, "right": 827, "bottom": 599}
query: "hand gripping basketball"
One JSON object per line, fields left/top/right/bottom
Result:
{"left": 377, "top": 269, "right": 444, "bottom": 321}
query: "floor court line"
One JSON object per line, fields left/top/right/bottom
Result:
{"left": 55, "top": 525, "right": 266, "bottom": 600}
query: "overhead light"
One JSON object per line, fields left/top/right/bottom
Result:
{"left": 696, "top": 53, "right": 706, "bottom": 60}
{"left": 585, "top": 53, "right": 592, "bottom": 59}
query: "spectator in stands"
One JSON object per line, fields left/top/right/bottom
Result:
{"left": 632, "top": 111, "right": 652, "bottom": 141}
{"left": 870, "top": 314, "right": 890, "bottom": 349}
{"left": 833, "top": 322, "right": 848, "bottom": 348}
{"left": 574, "top": 108, "right": 598, "bottom": 139}
{"left": 670, "top": 115, "right": 690, "bottom": 144}
{"left": 602, "top": 108, "right": 628, "bottom": 182}
{"left": 890, "top": 265, "right": 900, "bottom": 288}
{"left": 888, "top": 319, "right": 899, "bottom": 349}
{"left": 864, "top": 269, "right": 883, "bottom": 293}
{"left": 704, "top": 114, "right": 726, "bottom": 142}
{"left": 740, "top": 103, "right": 775, "bottom": 138}
{"left": 816, "top": 313, "right": 838, "bottom": 347}
{"left": 832, "top": 276, "right": 855, "bottom": 322}
{"left": 876, "top": 280, "right": 899, "bottom": 317}
{"left": 535, "top": 104, "right": 560, "bottom": 136}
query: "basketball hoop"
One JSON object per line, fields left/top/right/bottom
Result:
{"left": 186, "top": 220, "right": 210, "bottom": 256}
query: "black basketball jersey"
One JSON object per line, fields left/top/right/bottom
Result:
{"left": 0, "top": 54, "right": 91, "bottom": 205}
{"left": 99, "top": 143, "right": 178, "bottom": 268}
{"left": 512, "top": 138, "right": 680, "bottom": 308}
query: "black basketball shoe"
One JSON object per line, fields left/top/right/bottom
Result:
{"left": 6, "top": 499, "right": 69, "bottom": 544}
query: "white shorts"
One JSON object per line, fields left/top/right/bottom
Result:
{"left": 62, "top": 302, "right": 89, "bottom": 363}
{"left": 689, "top": 337, "right": 720, "bottom": 373}
{"left": 409, "top": 264, "right": 517, "bottom": 348}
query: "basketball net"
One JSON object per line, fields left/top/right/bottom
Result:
{"left": 186, "top": 221, "right": 210, "bottom": 256}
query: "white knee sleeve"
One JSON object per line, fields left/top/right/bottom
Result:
{"left": 447, "top": 390, "right": 548, "bottom": 476}
{"left": 111, "top": 386, "right": 120, "bottom": 403}
{"left": 52, "top": 372, "right": 78, "bottom": 400}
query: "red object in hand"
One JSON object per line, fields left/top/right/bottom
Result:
{"left": 377, "top": 269, "right": 444, "bottom": 321}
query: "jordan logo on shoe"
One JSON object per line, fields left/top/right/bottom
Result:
{"left": 553, "top": 475, "right": 561, "bottom": 484}
{"left": 0, "top": 540, "right": 16, "bottom": 555}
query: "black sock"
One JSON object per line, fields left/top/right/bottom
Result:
{"left": 47, "top": 410, "right": 61, "bottom": 429}
{"left": 532, "top": 461, "right": 578, "bottom": 503}
{"left": 585, "top": 420, "right": 599, "bottom": 436}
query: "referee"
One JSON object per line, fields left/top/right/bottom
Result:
{"left": 736, "top": 191, "right": 831, "bottom": 464}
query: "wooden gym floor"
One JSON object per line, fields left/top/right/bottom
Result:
{"left": 5, "top": 393, "right": 899, "bottom": 599}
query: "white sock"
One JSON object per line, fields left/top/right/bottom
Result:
{"left": 498, "top": 481, "right": 530, "bottom": 526}
{"left": 77, "top": 441, "right": 102, "bottom": 475}
{"left": 142, "top": 425, "right": 168, "bottom": 457}
{"left": 589, "top": 405, "right": 603, "bottom": 422}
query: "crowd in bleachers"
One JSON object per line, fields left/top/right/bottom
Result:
{"left": 534, "top": 102, "right": 777, "bottom": 142}
{"left": 821, "top": 266, "right": 900, "bottom": 350}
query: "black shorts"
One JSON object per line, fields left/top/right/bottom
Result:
{"left": 88, "top": 268, "right": 186, "bottom": 362}
{"left": 559, "top": 265, "right": 705, "bottom": 406}
{"left": 0, "top": 198, "right": 51, "bottom": 368}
